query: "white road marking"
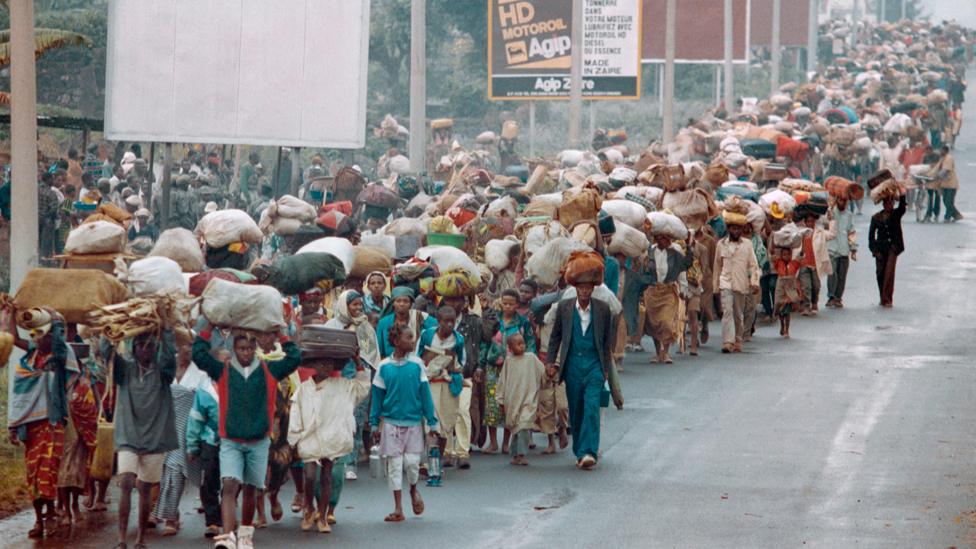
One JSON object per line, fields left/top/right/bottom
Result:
{"left": 810, "top": 370, "right": 902, "bottom": 526}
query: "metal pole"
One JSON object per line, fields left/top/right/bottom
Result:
{"left": 851, "top": 0, "right": 858, "bottom": 50}
{"left": 568, "top": 0, "right": 584, "bottom": 148}
{"left": 807, "top": 0, "right": 818, "bottom": 78}
{"left": 273, "top": 146, "right": 283, "bottom": 198}
{"left": 529, "top": 102, "right": 536, "bottom": 158}
{"left": 10, "top": 0, "right": 38, "bottom": 288}
{"left": 160, "top": 143, "right": 172, "bottom": 230}
{"left": 663, "top": 0, "right": 676, "bottom": 143}
{"left": 724, "top": 0, "right": 734, "bottom": 111}
{"left": 657, "top": 63, "right": 664, "bottom": 118}
{"left": 409, "top": 0, "right": 426, "bottom": 172}
{"left": 771, "top": 0, "right": 781, "bottom": 96}
{"left": 290, "top": 146, "right": 301, "bottom": 197}
{"left": 588, "top": 103, "right": 596, "bottom": 146}
{"left": 745, "top": 0, "right": 752, "bottom": 75}
{"left": 715, "top": 66, "right": 721, "bottom": 107}
{"left": 880, "top": 0, "right": 886, "bottom": 22}
{"left": 148, "top": 142, "right": 156, "bottom": 187}
{"left": 900, "top": 0, "right": 905, "bottom": 20}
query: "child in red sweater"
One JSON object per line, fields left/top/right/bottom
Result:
{"left": 773, "top": 247, "right": 802, "bottom": 339}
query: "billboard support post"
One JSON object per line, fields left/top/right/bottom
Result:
{"left": 529, "top": 102, "right": 536, "bottom": 158}
{"left": 724, "top": 0, "right": 734, "bottom": 110}
{"left": 770, "top": 0, "right": 781, "bottom": 96}
{"left": 409, "top": 0, "right": 426, "bottom": 173}
{"left": 808, "top": 0, "right": 818, "bottom": 78}
{"left": 10, "top": 0, "right": 38, "bottom": 290}
{"left": 745, "top": 0, "right": 752, "bottom": 74}
{"left": 568, "top": 0, "right": 583, "bottom": 148}
{"left": 663, "top": 0, "right": 676, "bottom": 143}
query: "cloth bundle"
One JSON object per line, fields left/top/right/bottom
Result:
{"left": 259, "top": 194, "right": 318, "bottom": 236}
{"left": 434, "top": 268, "right": 480, "bottom": 297}
{"left": 645, "top": 211, "right": 688, "bottom": 240}
{"left": 196, "top": 209, "right": 263, "bottom": 248}
{"left": 562, "top": 250, "right": 605, "bottom": 285}
{"left": 254, "top": 252, "right": 347, "bottom": 296}
{"left": 149, "top": 228, "right": 205, "bottom": 272}
{"left": 64, "top": 221, "right": 127, "bottom": 255}
{"left": 557, "top": 183, "right": 603, "bottom": 228}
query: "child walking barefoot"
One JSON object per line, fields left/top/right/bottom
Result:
{"left": 495, "top": 333, "right": 545, "bottom": 466}
{"left": 370, "top": 325, "right": 439, "bottom": 522}
{"left": 773, "top": 247, "right": 802, "bottom": 339}
{"left": 288, "top": 355, "right": 370, "bottom": 533}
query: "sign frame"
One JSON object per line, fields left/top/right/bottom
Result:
{"left": 488, "top": 0, "right": 643, "bottom": 101}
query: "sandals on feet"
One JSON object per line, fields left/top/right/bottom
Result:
{"left": 411, "top": 491, "right": 425, "bottom": 516}
{"left": 384, "top": 512, "right": 405, "bottom": 522}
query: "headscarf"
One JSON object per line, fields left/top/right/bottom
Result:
{"left": 333, "top": 289, "right": 380, "bottom": 370}
{"left": 9, "top": 308, "right": 73, "bottom": 428}
{"left": 361, "top": 271, "right": 390, "bottom": 317}
{"left": 391, "top": 286, "right": 415, "bottom": 300}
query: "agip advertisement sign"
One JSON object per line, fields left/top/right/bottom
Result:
{"left": 488, "top": 0, "right": 641, "bottom": 100}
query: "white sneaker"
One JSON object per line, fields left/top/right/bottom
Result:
{"left": 213, "top": 531, "right": 237, "bottom": 549}
{"left": 345, "top": 469, "right": 358, "bottom": 481}
{"left": 236, "top": 525, "right": 255, "bottom": 549}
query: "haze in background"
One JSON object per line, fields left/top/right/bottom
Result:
{"left": 923, "top": 0, "right": 976, "bottom": 28}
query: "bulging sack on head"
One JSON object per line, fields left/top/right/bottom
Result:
{"left": 562, "top": 250, "right": 605, "bottom": 286}
{"left": 64, "top": 221, "right": 127, "bottom": 255}
{"left": 150, "top": 228, "right": 205, "bottom": 272}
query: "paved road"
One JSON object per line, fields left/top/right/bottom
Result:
{"left": 6, "top": 93, "right": 976, "bottom": 549}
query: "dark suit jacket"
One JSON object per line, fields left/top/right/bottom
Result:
{"left": 546, "top": 298, "right": 614, "bottom": 382}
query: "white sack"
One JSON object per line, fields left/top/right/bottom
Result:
{"left": 415, "top": 245, "right": 479, "bottom": 278}
{"left": 360, "top": 232, "right": 397, "bottom": 258}
{"left": 296, "top": 236, "right": 355, "bottom": 274}
{"left": 616, "top": 185, "right": 664, "bottom": 205}
{"left": 196, "top": 209, "right": 263, "bottom": 248}
{"left": 201, "top": 278, "right": 286, "bottom": 332}
{"left": 388, "top": 154, "right": 411, "bottom": 174}
{"left": 64, "top": 221, "right": 127, "bottom": 255}
{"left": 485, "top": 196, "right": 518, "bottom": 218}
{"left": 485, "top": 239, "right": 519, "bottom": 271}
{"left": 607, "top": 222, "right": 650, "bottom": 258}
{"left": 600, "top": 200, "right": 647, "bottom": 228}
{"left": 149, "top": 228, "right": 205, "bottom": 272}
{"left": 646, "top": 211, "right": 688, "bottom": 240}
{"left": 522, "top": 221, "right": 569, "bottom": 255}
{"left": 759, "top": 189, "right": 797, "bottom": 216}
{"left": 121, "top": 256, "right": 187, "bottom": 296}
{"left": 383, "top": 217, "right": 428, "bottom": 238}
{"left": 525, "top": 237, "right": 590, "bottom": 287}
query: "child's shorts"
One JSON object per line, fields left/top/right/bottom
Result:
{"left": 219, "top": 436, "right": 271, "bottom": 488}
{"left": 117, "top": 450, "right": 165, "bottom": 484}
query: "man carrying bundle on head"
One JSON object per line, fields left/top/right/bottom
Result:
{"left": 625, "top": 229, "right": 694, "bottom": 365}
{"left": 713, "top": 213, "right": 761, "bottom": 354}
{"left": 545, "top": 251, "right": 615, "bottom": 470}
{"left": 192, "top": 323, "right": 300, "bottom": 549}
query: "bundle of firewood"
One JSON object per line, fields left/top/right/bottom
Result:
{"left": 85, "top": 293, "right": 194, "bottom": 344}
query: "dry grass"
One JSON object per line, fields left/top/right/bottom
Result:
{"left": 0, "top": 369, "right": 29, "bottom": 519}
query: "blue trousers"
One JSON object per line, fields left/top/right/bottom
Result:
{"left": 564, "top": 358, "right": 603, "bottom": 461}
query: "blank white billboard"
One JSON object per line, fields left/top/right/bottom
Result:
{"left": 104, "top": 0, "right": 371, "bottom": 148}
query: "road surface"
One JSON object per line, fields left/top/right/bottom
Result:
{"left": 4, "top": 91, "right": 976, "bottom": 549}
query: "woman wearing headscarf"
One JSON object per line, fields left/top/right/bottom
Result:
{"left": 361, "top": 271, "right": 390, "bottom": 327}
{"left": 325, "top": 290, "right": 381, "bottom": 371}
{"left": 324, "top": 290, "right": 381, "bottom": 483}
{"left": 5, "top": 307, "right": 73, "bottom": 540}
{"left": 375, "top": 287, "right": 438, "bottom": 359}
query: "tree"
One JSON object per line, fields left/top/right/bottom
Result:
{"left": 0, "top": 27, "right": 91, "bottom": 66}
